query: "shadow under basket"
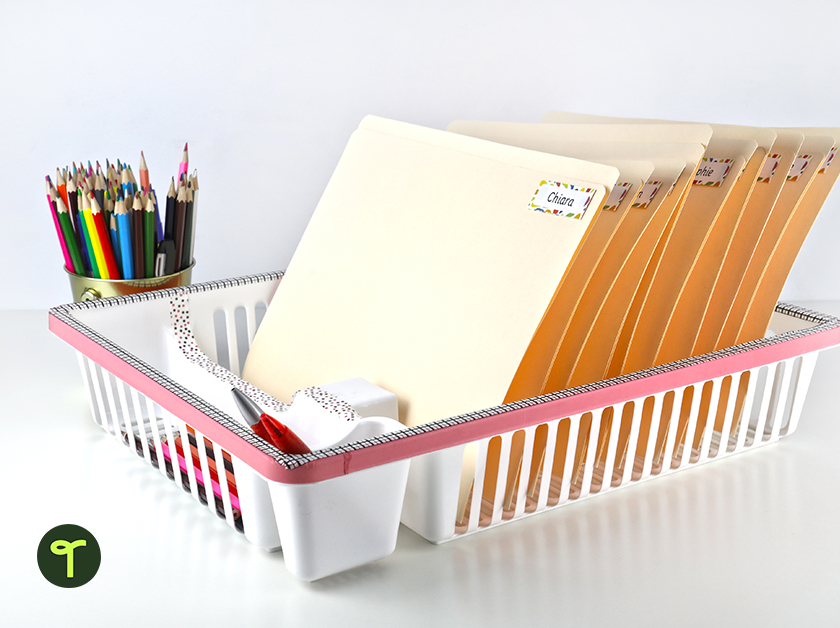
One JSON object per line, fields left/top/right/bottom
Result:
{"left": 48, "top": 271, "right": 840, "bottom": 580}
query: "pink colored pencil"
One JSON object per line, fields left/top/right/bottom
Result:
{"left": 139, "top": 151, "right": 150, "bottom": 191}
{"left": 178, "top": 143, "right": 188, "bottom": 180}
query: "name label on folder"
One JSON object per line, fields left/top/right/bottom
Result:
{"left": 601, "top": 181, "right": 632, "bottom": 211}
{"left": 631, "top": 180, "right": 662, "bottom": 209}
{"left": 819, "top": 147, "right": 837, "bottom": 174}
{"left": 757, "top": 154, "right": 781, "bottom": 183}
{"left": 787, "top": 154, "right": 813, "bottom": 181}
{"left": 529, "top": 180, "right": 596, "bottom": 220}
{"left": 693, "top": 158, "right": 733, "bottom": 187}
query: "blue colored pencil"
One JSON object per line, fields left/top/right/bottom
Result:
{"left": 115, "top": 199, "right": 134, "bottom": 279}
{"left": 109, "top": 213, "right": 122, "bottom": 278}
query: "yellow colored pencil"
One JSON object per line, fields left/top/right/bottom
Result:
{"left": 82, "top": 191, "right": 110, "bottom": 279}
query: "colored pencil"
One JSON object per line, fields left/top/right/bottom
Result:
{"left": 139, "top": 151, "right": 150, "bottom": 191}
{"left": 164, "top": 177, "right": 176, "bottom": 240}
{"left": 90, "top": 194, "right": 121, "bottom": 279}
{"left": 82, "top": 193, "right": 107, "bottom": 278}
{"left": 109, "top": 213, "right": 121, "bottom": 272}
{"left": 46, "top": 180, "right": 75, "bottom": 274}
{"left": 56, "top": 195, "right": 85, "bottom": 275}
{"left": 122, "top": 167, "right": 133, "bottom": 200}
{"left": 131, "top": 193, "right": 145, "bottom": 278}
{"left": 187, "top": 172, "right": 199, "bottom": 267}
{"left": 94, "top": 171, "right": 107, "bottom": 223}
{"left": 178, "top": 143, "right": 189, "bottom": 180}
{"left": 115, "top": 199, "right": 134, "bottom": 280}
{"left": 151, "top": 188, "right": 163, "bottom": 243}
{"left": 181, "top": 180, "right": 194, "bottom": 270}
{"left": 144, "top": 194, "right": 156, "bottom": 278}
{"left": 76, "top": 192, "right": 97, "bottom": 278}
{"left": 55, "top": 168, "right": 69, "bottom": 209}
{"left": 173, "top": 182, "right": 187, "bottom": 271}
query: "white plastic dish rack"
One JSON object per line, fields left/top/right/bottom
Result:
{"left": 49, "top": 271, "right": 840, "bottom": 581}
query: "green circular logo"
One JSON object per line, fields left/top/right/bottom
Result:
{"left": 37, "top": 524, "right": 101, "bottom": 588}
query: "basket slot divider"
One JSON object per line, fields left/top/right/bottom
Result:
{"left": 175, "top": 418, "right": 202, "bottom": 502}
{"left": 713, "top": 373, "right": 740, "bottom": 459}
{"left": 679, "top": 388, "right": 700, "bottom": 469}
{"left": 641, "top": 393, "right": 665, "bottom": 480}
{"left": 733, "top": 368, "right": 760, "bottom": 452}
{"left": 578, "top": 411, "right": 603, "bottom": 498}
{"left": 649, "top": 388, "right": 672, "bottom": 475}
{"left": 750, "top": 365, "right": 777, "bottom": 447}
{"left": 143, "top": 395, "right": 168, "bottom": 479}
{"left": 127, "top": 385, "right": 153, "bottom": 465}
{"left": 599, "top": 405, "right": 622, "bottom": 492}
{"left": 695, "top": 377, "right": 723, "bottom": 463}
{"left": 490, "top": 434, "right": 513, "bottom": 525}
{"left": 513, "top": 426, "right": 538, "bottom": 519}
{"left": 557, "top": 414, "right": 582, "bottom": 505}
{"left": 785, "top": 352, "right": 819, "bottom": 436}
{"left": 535, "top": 420, "right": 561, "bottom": 511}
{"left": 619, "top": 399, "right": 643, "bottom": 486}
{"left": 160, "top": 409, "right": 181, "bottom": 486}
{"left": 245, "top": 304, "right": 259, "bottom": 347}
{"left": 193, "top": 428, "right": 219, "bottom": 519}
{"left": 764, "top": 359, "right": 792, "bottom": 443}
{"left": 212, "top": 440, "right": 237, "bottom": 529}
{"left": 114, "top": 374, "right": 136, "bottom": 445}
{"left": 101, "top": 369, "right": 127, "bottom": 442}
{"left": 661, "top": 387, "right": 687, "bottom": 471}
{"left": 224, "top": 307, "right": 241, "bottom": 377}
{"left": 170, "top": 416, "right": 192, "bottom": 492}
{"left": 76, "top": 353, "right": 104, "bottom": 430}
{"left": 467, "top": 438, "right": 490, "bottom": 532}
{"left": 89, "top": 361, "right": 113, "bottom": 435}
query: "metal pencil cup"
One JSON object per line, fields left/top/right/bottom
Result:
{"left": 65, "top": 262, "right": 194, "bottom": 302}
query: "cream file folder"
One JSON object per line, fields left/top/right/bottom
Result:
{"left": 554, "top": 154, "right": 697, "bottom": 389}
{"left": 242, "top": 117, "right": 618, "bottom": 430}
{"left": 654, "top": 125, "right": 776, "bottom": 365}
{"left": 612, "top": 137, "right": 756, "bottom": 374}
{"left": 692, "top": 129, "right": 804, "bottom": 355}
{"left": 721, "top": 131, "right": 838, "bottom": 347}
{"left": 540, "top": 112, "right": 766, "bottom": 373}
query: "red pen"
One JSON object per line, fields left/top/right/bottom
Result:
{"left": 231, "top": 389, "right": 312, "bottom": 454}
{"left": 258, "top": 413, "right": 312, "bottom": 455}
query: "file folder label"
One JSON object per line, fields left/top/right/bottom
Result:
{"left": 693, "top": 157, "right": 734, "bottom": 186}
{"left": 631, "top": 180, "right": 662, "bottom": 208}
{"left": 529, "top": 180, "right": 596, "bottom": 219}
{"left": 788, "top": 154, "right": 813, "bottom": 181}
{"left": 819, "top": 147, "right": 837, "bottom": 173}
{"left": 757, "top": 154, "right": 781, "bottom": 183}
{"left": 602, "top": 181, "right": 633, "bottom": 211}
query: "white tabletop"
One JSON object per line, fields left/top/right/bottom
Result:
{"left": 4, "top": 303, "right": 840, "bottom": 627}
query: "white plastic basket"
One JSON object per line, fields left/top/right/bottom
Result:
{"left": 49, "top": 271, "right": 840, "bottom": 580}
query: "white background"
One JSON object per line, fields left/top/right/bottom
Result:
{"left": 1, "top": 0, "right": 840, "bottom": 310}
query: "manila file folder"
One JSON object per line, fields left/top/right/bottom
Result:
{"left": 242, "top": 117, "right": 618, "bottom": 429}
{"left": 721, "top": 130, "right": 838, "bottom": 347}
